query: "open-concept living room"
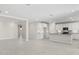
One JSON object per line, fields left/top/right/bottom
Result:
{"left": 0, "top": 4, "right": 79, "bottom": 55}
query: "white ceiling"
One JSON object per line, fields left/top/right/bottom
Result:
{"left": 0, "top": 4, "right": 79, "bottom": 22}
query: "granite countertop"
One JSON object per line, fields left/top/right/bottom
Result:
{"left": 49, "top": 33, "right": 79, "bottom": 35}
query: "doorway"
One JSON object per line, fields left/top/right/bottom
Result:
{"left": 18, "top": 21, "right": 26, "bottom": 41}
{"left": 37, "top": 22, "right": 49, "bottom": 39}
{"left": 18, "top": 24, "right": 23, "bottom": 39}
{"left": 43, "top": 26, "right": 49, "bottom": 39}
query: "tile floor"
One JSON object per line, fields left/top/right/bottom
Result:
{"left": 0, "top": 38, "right": 79, "bottom": 55}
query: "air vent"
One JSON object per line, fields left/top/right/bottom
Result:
{"left": 25, "top": 4, "right": 31, "bottom": 6}
{"left": 49, "top": 14, "right": 53, "bottom": 17}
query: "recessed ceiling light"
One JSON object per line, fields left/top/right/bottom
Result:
{"left": 5, "top": 11, "right": 8, "bottom": 14}
{"left": 71, "top": 10, "right": 75, "bottom": 12}
{"left": 70, "top": 17, "right": 74, "bottom": 21}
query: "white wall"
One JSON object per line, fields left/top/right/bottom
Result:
{"left": 29, "top": 22, "right": 38, "bottom": 40}
{"left": 72, "top": 22, "right": 79, "bottom": 33}
{"left": 49, "top": 22, "right": 57, "bottom": 33}
{"left": 71, "top": 22, "right": 79, "bottom": 39}
{"left": 0, "top": 21, "right": 18, "bottom": 40}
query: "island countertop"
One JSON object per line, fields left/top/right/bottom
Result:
{"left": 49, "top": 33, "right": 72, "bottom": 44}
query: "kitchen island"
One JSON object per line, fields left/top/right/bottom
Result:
{"left": 49, "top": 33, "right": 72, "bottom": 44}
